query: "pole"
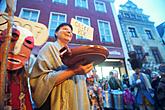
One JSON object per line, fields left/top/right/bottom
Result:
{"left": 0, "top": 8, "right": 12, "bottom": 109}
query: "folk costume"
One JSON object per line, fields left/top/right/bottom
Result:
{"left": 128, "top": 51, "right": 154, "bottom": 110}
{"left": 0, "top": 26, "right": 34, "bottom": 110}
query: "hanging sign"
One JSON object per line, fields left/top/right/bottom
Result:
{"left": 71, "top": 18, "right": 94, "bottom": 41}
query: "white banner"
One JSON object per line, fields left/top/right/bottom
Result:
{"left": 71, "top": 18, "right": 94, "bottom": 41}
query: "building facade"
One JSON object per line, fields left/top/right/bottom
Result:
{"left": 14, "top": 0, "right": 127, "bottom": 79}
{"left": 118, "top": 0, "right": 165, "bottom": 72}
{"left": 157, "top": 22, "right": 165, "bottom": 45}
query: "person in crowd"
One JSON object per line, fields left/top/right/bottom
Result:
{"left": 102, "top": 80, "right": 112, "bottom": 110}
{"left": 157, "top": 64, "right": 165, "bottom": 110}
{"left": 30, "top": 23, "right": 93, "bottom": 110}
{"left": 128, "top": 51, "right": 154, "bottom": 110}
{"left": 108, "top": 70, "right": 123, "bottom": 91}
{"left": 108, "top": 70, "right": 124, "bottom": 110}
{"left": 151, "top": 72, "right": 160, "bottom": 109}
{"left": 122, "top": 74, "right": 130, "bottom": 89}
{"left": 144, "top": 69, "right": 152, "bottom": 83}
{"left": 87, "top": 70, "right": 103, "bottom": 110}
{"left": 122, "top": 74, "right": 134, "bottom": 110}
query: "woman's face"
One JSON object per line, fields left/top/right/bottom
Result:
{"left": 56, "top": 25, "right": 73, "bottom": 45}
{"left": 135, "top": 68, "right": 141, "bottom": 74}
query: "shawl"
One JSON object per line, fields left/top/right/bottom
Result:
{"left": 30, "top": 41, "right": 90, "bottom": 110}
{"left": 129, "top": 73, "right": 152, "bottom": 96}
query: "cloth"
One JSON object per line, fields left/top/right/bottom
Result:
{"left": 7, "top": 70, "right": 32, "bottom": 110}
{"left": 157, "top": 77, "right": 165, "bottom": 100}
{"left": 157, "top": 77, "right": 165, "bottom": 109}
{"left": 30, "top": 41, "right": 90, "bottom": 110}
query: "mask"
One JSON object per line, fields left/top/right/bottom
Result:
{"left": 0, "top": 26, "right": 34, "bottom": 70}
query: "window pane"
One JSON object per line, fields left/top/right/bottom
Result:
{"left": 151, "top": 47, "right": 162, "bottom": 63}
{"left": 105, "top": 29, "right": 110, "bottom": 35}
{"left": 128, "top": 27, "right": 137, "bottom": 38}
{"left": 49, "top": 29, "right": 55, "bottom": 37}
{"left": 52, "top": 0, "right": 67, "bottom": 4}
{"left": 76, "top": 0, "right": 87, "bottom": 8}
{"left": 49, "top": 13, "right": 66, "bottom": 37}
{"left": 20, "top": 9, "right": 39, "bottom": 22}
{"left": 59, "top": 15, "right": 65, "bottom": 21}
{"left": 98, "top": 20, "right": 112, "bottom": 43}
{"left": 95, "top": 1, "right": 106, "bottom": 12}
{"left": 134, "top": 46, "right": 144, "bottom": 60}
{"left": 51, "top": 15, "right": 58, "bottom": 20}
{"left": 50, "top": 22, "right": 58, "bottom": 28}
{"left": 22, "top": 10, "right": 30, "bottom": 18}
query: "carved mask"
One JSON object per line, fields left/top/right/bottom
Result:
{"left": 0, "top": 26, "right": 34, "bottom": 70}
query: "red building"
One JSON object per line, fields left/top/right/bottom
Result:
{"left": 15, "top": 0, "right": 127, "bottom": 78}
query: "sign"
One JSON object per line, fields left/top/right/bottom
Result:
{"left": 109, "top": 50, "right": 121, "bottom": 55}
{"left": 71, "top": 18, "right": 94, "bottom": 40}
{"left": 0, "top": 13, "right": 48, "bottom": 46}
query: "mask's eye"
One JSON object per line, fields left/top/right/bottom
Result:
{"left": 23, "top": 36, "right": 34, "bottom": 49}
{"left": 11, "top": 33, "right": 19, "bottom": 41}
{"left": 11, "top": 28, "right": 20, "bottom": 41}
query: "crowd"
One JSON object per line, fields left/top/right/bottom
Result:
{"left": 27, "top": 23, "right": 165, "bottom": 110}
{"left": 86, "top": 65, "right": 165, "bottom": 110}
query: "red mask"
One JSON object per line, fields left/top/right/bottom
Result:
{"left": 0, "top": 27, "right": 34, "bottom": 70}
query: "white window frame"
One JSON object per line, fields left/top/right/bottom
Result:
{"left": 97, "top": 20, "right": 113, "bottom": 43}
{"left": 75, "top": 16, "right": 91, "bottom": 40}
{"left": 52, "top": 0, "right": 67, "bottom": 5}
{"left": 144, "top": 29, "right": 154, "bottom": 40}
{"left": 94, "top": 0, "right": 107, "bottom": 13}
{"left": 48, "top": 12, "right": 67, "bottom": 37}
{"left": 75, "top": 0, "right": 88, "bottom": 9}
{"left": 128, "top": 27, "right": 138, "bottom": 38}
{"left": 19, "top": 8, "right": 40, "bottom": 22}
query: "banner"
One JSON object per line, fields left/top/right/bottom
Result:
{"left": 71, "top": 18, "right": 94, "bottom": 41}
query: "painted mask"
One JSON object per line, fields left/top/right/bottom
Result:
{"left": 0, "top": 26, "right": 34, "bottom": 70}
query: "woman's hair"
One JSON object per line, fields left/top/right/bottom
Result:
{"left": 54, "top": 23, "right": 73, "bottom": 39}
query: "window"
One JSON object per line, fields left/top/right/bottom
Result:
{"left": 98, "top": 20, "right": 113, "bottom": 43}
{"left": 75, "top": 16, "right": 90, "bottom": 40}
{"left": 150, "top": 47, "right": 162, "bottom": 63}
{"left": 19, "top": 8, "right": 40, "bottom": 22}
{"left": 124, "top": 13, "right": 130, "bottom": 18}
{"left": 145, "top": 30, "right": 154, "bottom": 39}
{"left": 130, "top": 14, "right": 136, "bottom": 19}
{"left": 94, "top": 0, "right": 106, "bottom": 13}
{"left": 136, "top": 15, "right": 142, "bottom": 20}
{"left": 48, "top": 12, "right": 66, "bottom": 37}
{"left": 128, "top": 27, "right": 138, "bottom": 38}
{"left": 134, "top": 46, "right": 144, "bottom": 60}
{"left": 75, "top": 0, "right": 88, "bottom": 9}
{"left": 52, "top": 0, "right": 67, "bottom": 5}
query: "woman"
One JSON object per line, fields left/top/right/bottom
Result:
{"left": 30, "top": 23, "right": 93, "bottom": 110}
{"left": 129, "top": 59, "right": 154, "bottom": 110}
{"left": 108, "top": 70, "right": 123, "bottom": 90}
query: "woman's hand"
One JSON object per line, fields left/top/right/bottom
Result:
{"left": 73, "top": 63, "right": 93, "bottom": 75}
